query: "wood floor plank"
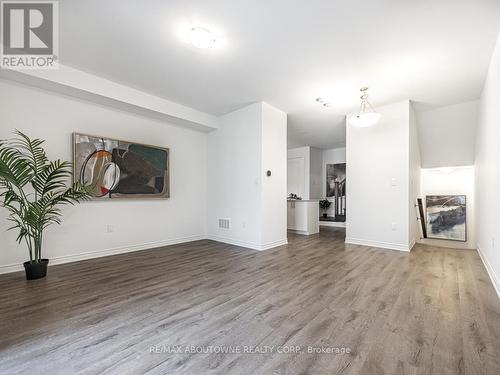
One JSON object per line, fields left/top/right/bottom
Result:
{"left": 0, "top": 228, "right": 499, "bottom": 375}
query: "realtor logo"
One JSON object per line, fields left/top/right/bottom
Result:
{"left": 1, "top": 1, "right": 58, "bottom": 69}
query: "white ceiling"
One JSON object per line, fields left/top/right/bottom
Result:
{"left": 60, "top": 0, "right": 500, "bottom": 149}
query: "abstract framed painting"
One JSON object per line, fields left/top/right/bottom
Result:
{"left": 425, "top": 195, "right": 466, "bottom": 241}
{"left": 73, "top": 133, "right": 169, "bottom": 199}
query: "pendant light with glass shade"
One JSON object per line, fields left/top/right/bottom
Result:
{"left": 348, "top": 87, "right": 381, "bottom": 127}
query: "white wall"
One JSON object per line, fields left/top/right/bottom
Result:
{"left": 287, "top": 147, "right": 310, "bottom": 199}
{"left": 261, "top": 103, "right": 288, "bottom": 246}
{"left": 475, "top": 34, "right": 500, "bottom": 297}
{"left": 417, "top": 100, "right": 479, "bottom": 168}
{"left": 346, "top": 101, "right": 412, "bottom": 251}
{"left": 409, "top": 103, "right": 422, "bottom": 248}
{"left": 206, "top": 103, "right": 262, "bottom": 248}
{"left": 207, "top": 102, "right": 287, "bottom": 250}
{"left": 0, "top": 79, "right": 207, "bottom": 272}
{"left": 309, "top": 147, "right": 323, "bottom": 199}
{"left": 322, "top": 147, "right": 346, "bottom": 217}
{"left": 419, "top": 167, "right": 475, "bottom": 250}
{"left": 287, "top": 146, "right": 322, "bottom": 200}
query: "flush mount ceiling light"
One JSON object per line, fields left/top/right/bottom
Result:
{"left": 189, "top": 27, "right": 216, "bottom": 49}
{"left": 348, "top": 87, "right": 381, "bottom": 127}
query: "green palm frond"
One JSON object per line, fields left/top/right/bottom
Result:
{"left": 0, "top": 130, "right": 90, "bottom": 263}
{"left": 10, "top": 130, "right": 48, "bottom": 175}
{"left": 32, "top": 159, "right": 72, "bottom": 196}
{"left": 0, "top": 145, "right": 33, "bottom": 188}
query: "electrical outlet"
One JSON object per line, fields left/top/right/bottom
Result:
{"left": 492, "top": 237, "right": 495, "bottom": 248}
{"left": 391, "top": 222, "right": 397, "bottom": 231}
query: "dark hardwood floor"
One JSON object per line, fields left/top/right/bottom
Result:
{"left": 1, "top": 227, "right": 500, "bottom": 375}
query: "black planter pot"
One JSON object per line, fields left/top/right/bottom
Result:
{"left": 23, "top": 259, "right": 49, "bottom": 280}
{"left": 322, "top": 213, "right": 328, "bottom": 218}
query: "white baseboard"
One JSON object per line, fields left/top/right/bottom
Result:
{"left": 345, "top": 237, "right": 411, "bottom": 252}
{"left": 409, "top": 238, "right": 416, "bottom": 251}
{"left": 288, "top": 229, "right": 319, "bottom": 236}
{"left": 418, "top": 238, "right": 475, "bottom": 250}
{"left": 259, "top": 239, "right": 288, "bottom": 250}
{"left": 0, "top": 264, "right": 26, "bottom": 275}
{"left": 477, "top": 245, "right": 500, "bottom": 299}
{"left": 0, "top": 233, "right": 289, "bottom": 276}
{"left": 319, "top": 222, "right": 346, "bottom": 228}
{"left": 0, "top": 234, "right": 206, "bottom": 275}
{"left": 206, "top": 235, "right": 287, "bottom": 251}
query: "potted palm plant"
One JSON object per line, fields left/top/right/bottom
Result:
{"left": 0, "top": 131, "right": 90, "bottom": 280}
{"left": 319, "top": 199, "right": 332, "bottom": 218}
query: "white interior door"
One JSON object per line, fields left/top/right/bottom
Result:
{"left": 287, "top": 157, "right": 305, "bottom": 198}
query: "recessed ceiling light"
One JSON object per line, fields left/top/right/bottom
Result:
{"left": 189, "top": 27, "right": 216, "bottom": 49}
{"left": 315, "top": 97, "right": 331, "bottom": 108}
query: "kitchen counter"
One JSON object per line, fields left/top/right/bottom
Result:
{"left": 287, "top": 200, "right": 319, "bottom": 235}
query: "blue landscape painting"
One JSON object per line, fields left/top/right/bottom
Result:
{"left": 426, "top": 195, "right": 466, "bottom": 241}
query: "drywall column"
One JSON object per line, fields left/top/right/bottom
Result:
{"left": 346, "top": 100, "right": 414, "bottom": 251}
{"left": 261, "top": 103, "right": 288, "bottom": 247}
{"left": 409, "top": 103, "right": 422, "bottom": 249}
{"left": 207, "top": 102, "right": 287, "bottom": 250}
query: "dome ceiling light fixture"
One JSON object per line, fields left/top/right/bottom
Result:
{"left": 189, "top": 27, "right": 216, "bottom": 49}
{"left": 348, "top": 87, "right": 381, "bottom": 127}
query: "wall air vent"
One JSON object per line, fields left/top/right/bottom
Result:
{"left": 218, "top": 218, "right": 231, "bottom": 230}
